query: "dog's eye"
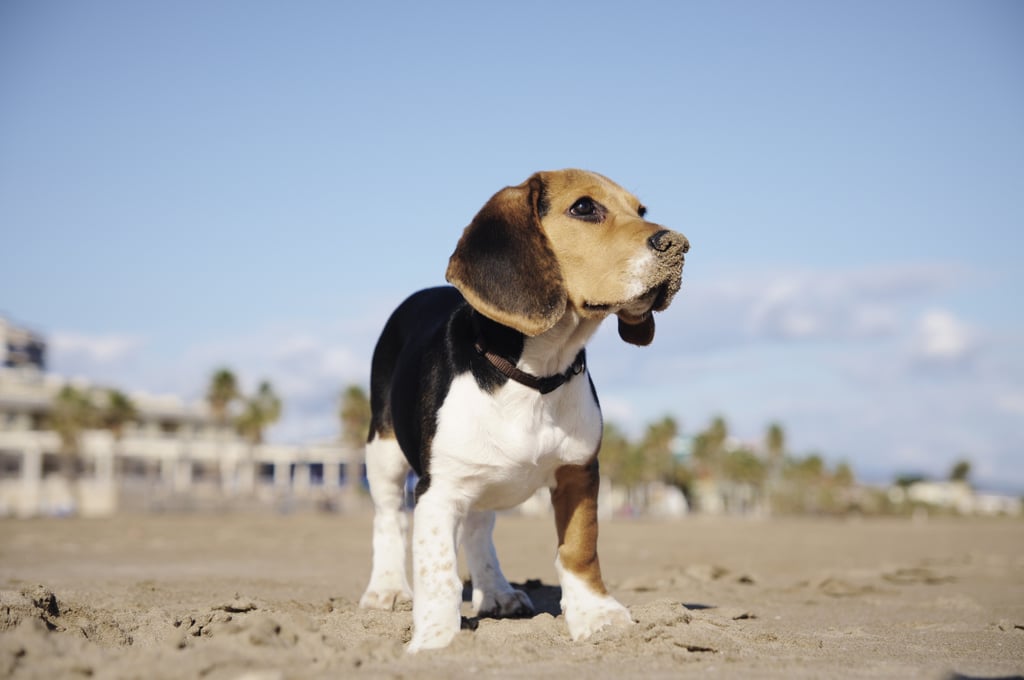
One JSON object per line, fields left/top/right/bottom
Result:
{"left": 568, "top": 197, "right": 603, "bottom": 221}
{"left": 570, "top": 198, "right": 595, "bottom": 215}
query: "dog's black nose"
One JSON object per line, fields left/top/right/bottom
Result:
{"left": 648, "top": 230, "right": 689, "bottom": 254}
{"left": 648, "top": 230, "right": 671, "bottom": 252}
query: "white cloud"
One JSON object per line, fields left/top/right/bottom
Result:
{"left": 748, "top": 265, "right": 958, "bottom": 342}
{"left": 912, "top": 309, "right": 976, "bottom": 364}
{"left": 849, "top": 303, "right": 900, "bottom": 337}
{"left": 656, "top": 262, "right": 959, "bottom": 353}
{"left": 995, "top": 392, "right": 1024, "bottom": 417}
{"left": 49, "top": 331, "right": 144, "bottom": 372}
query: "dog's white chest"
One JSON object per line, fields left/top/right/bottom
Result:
{"left": 430, "top": 371, "right": 602, "bottom": 510}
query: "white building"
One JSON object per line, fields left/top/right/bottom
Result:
{"left": 0, "top": 317, "right": 360, "bottom": 517}
{"left": 892, "top": 479, "right": 1023, "bottom": 517}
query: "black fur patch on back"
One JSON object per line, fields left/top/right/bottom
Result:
{"left": 367, "top": 287, "right": 526, "bottom": 498}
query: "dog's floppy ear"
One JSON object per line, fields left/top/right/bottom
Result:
{"left": 446, "top": 174, "right": 567, "bottom": 336}
{"left": 618, "top": 314, "right": 656, "bottom": 346}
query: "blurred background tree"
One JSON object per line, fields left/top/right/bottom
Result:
{"left": 765, "top": 422, "right": 786, "bottom": 469}
{"left": 639, "top": 416, "right": 679, "bottom": 484}
{"left": 949, "top": 459, "right": 971, "bottom": 484}
{"left": 49, "top": 385, "right": 100, "bottom": 512}
{"left": 597, "top": 424, "right": 637, "bottom": 506}
{"left": 339, "top": 385, "right": 371, "bottom": 449}
{"left": 763, "top": 422, "right": 786, "bottom": 514}
{"left": 206, "top": 367, "right": 240, "bottom": 427}
{"left": 595, "top": 413, "right": 864, "bottom": 517}
{"left": 51, "top": 385, "right": 98, "bottom": 480}
{"left": 692, "top": 415, "right": 728, "bottom": 480}
{"left": 235, "top": 381, "right": 282, "bottom": 445}
{"left": 101, "top": 389, "right": 138, "bottom": 441}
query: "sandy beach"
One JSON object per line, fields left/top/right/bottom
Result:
{"left": 1, "top": 511, "right": 1022, "bottom": 679}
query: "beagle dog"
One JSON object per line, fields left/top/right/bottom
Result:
{"left": 359, "top": 169, "right": 688, "bottom": 651}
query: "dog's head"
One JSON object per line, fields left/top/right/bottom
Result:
{"left": 446, "top": 169, "right": 689, "bottom": 346}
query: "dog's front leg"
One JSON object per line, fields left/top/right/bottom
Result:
{"left": 551, "top": 461, "right": 633, "bottom": 640}
{"left": 407, "top": 485, "right": 464, "bottom": 652}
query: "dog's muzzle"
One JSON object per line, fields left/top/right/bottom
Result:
{"left": 615, "top": 229, "right": 688, "bottom": 345}
{"left": 648, "top": 229, "right": 689, "bottom": 255}
{"left": 641, "top": 229, "right": 688, "bottom": 313}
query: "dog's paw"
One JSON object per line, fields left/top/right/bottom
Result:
{"left": 564, "top": 596, "right": 633, "bottom": 641}
{"left": 406, "top": 621, "right": 460, "bottom": 653}
{"left": 359, "top": 587, "right": 412, "bottom": 611}
{"left": 476, "top": 588, "right": 535, "bottom": 619}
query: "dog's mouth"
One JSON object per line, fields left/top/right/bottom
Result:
{"left": 608, "top": 268, "right": 683, "bottom": 347}
{"left": 581, "top": 243, "right": 685, "bottom": 335}
{"left": 612, "top": 283, "right": 666, "bottom": 325}
{"left": 589, "top": 280, "right": 675, "bottom": 325}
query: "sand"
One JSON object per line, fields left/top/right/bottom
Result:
{"left": 1, "top": 511, "right": 1022, "bottom": 679}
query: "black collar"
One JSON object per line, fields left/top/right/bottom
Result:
{"left": 474, "top": 338, "right": 586, "bottom": 395}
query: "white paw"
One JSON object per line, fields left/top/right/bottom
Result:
{"left": 406, "top": 621, "right": 459, "bottom": 653}
{"left": 359, "top": 587, "right": 412, "bottom": 611}
{"left": 476, "top": 588, "right": 535, "bottom": 618}
{"left": 564, "top": 596, "right": 633, "bottom": 641}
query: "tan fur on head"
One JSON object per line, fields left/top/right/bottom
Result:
{"left": 446, "top": 169, "right": 688, "bottom": 343}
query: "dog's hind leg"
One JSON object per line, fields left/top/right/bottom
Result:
{"left": 359, "top": 435, "right": 413, "bottom": 611}
{"left": 463, "top": 510, "right": 535, "bottom": 618}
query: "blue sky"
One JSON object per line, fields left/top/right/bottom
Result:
{"left": 2, "top": 1, "right": 1022, "bottom": 491}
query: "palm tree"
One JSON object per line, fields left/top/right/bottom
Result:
{"left": 723, "top": 447, "right": 766, "bottom": 486}
{"left": 693, "top": 416, "right": 728, "bottom": 478}
{"left": 101, "top": 389, "right": 138, "bottom": 440}
{"left": 98, "top": 389, "right": 138, "bottom": 484}
{"left": 949, "top": 459, "right": 971, "bottom": 484}
{"left": 765, "top": 422, "right": 786, "bottom": 468}
{"left": 834, "top": 461, "right": 855, "bottom": 487}
{"left": 235, "top": 380, "right": 282, "bottom": 445}
{"left": 50, "top": 385, "right": 98, "bottom": 512}
{"left": 206, "top": 368, "right": 240, "bottom": 427}
{"left": 707, "top": 416, "right": 728, "bottom": 451}
{"left": 338, "top": 384, "right": 371, "bottom": 498}
{"left": 51, "top": 385, "right": 97, "bottom": 465}
{"left": 339, "top": 385, "right": 371, "bottom": 449}
{"left": 598, "top": 422, "right": 632, "bottom": 486}
{"left": 764, "top": 422, "right": 786, "bottom": 514}
{"left": 639, "top": 415, "right": 679, "bottom": 483}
